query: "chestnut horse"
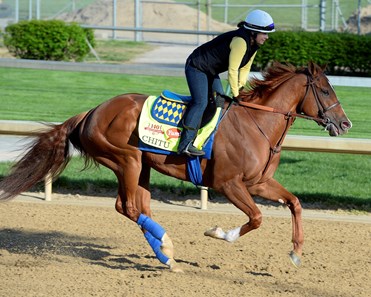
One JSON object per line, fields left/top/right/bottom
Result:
{"left": 0, "top": 62, "right": 351, "bottom": 272}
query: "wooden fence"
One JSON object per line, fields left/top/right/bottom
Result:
{"left": 1, "top": 120, "right": 371, "bottom": 207}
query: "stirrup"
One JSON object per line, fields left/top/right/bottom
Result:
{"left": 182, "top": 143, "right": 205, "bottom": 157}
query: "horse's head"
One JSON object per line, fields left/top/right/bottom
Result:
{"left": 298, "top": 62, "right": 352, "bottom": 136}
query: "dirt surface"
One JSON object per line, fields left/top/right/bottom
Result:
{"left": 346, "top": 4, "right": 371, "bottom": 34}
{"left": 0, "top": 192, "right": 370, "bottom": 297}
{"left": 58, "top": 0, "right": 371, "bottom": 39}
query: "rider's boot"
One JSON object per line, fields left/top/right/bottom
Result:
{"left": 177, "top": 125, "right": 205, "bottom": 157}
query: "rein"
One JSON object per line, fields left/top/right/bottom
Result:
{"left": 237, "top": 98, "right": 321, "bottom": 123}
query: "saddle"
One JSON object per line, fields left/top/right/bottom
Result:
{"left": 138, "top": 90, "right": 225, "bottom": 159}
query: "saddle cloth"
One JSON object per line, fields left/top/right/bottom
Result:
{"left": 138, "top": 90, "right": 222, "bottom": 159}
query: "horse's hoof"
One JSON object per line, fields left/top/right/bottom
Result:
{"left": 204, "top": 226, "right": 226, "bottom": 240}
{"left": 289, "top": 251, "right": 301, "bottom": 267}
{"left": 161, "top": 233, "right": 174, "bottom": 259}
{"left": 168, "top": 259, "right": 183, "bottom": 273}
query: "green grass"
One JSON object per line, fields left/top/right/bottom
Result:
{"left": 275, "top": 151, "right": 371, "bottom": 210}
{"left": 0, "top": 67, "right": 189, "bottom": 122}
{"left": 85, "top": 40, "right": 153, "bottom": 63}
{"left": 0, "top": 67, "right": 370, "bottom": 211}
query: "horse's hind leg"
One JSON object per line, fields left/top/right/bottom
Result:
{"left": 136, "top": 165, "right": 182, "bottom": 272}
{"left": 107, "top": 156, "right": 182, "bottom": 272}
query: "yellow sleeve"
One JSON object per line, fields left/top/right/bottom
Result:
{"left": 239, "top": 52, "right": 257, "bottom": 88}
{"left": 228, "top": 37, "right": 246, "bottom": 97}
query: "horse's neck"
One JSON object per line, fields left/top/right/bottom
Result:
{"left": 241, "top": 75, "right": 306, "bottom": 144}
{"left": 252, "top": 75, "right": 306, "bottom": 112}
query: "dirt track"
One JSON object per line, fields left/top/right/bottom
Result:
{"left": 0, "top": 193, "right": 370, "bottom": 297}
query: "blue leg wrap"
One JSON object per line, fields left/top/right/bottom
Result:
{"left": 144, "top": 231, "right": 170, "bottom": 265}
{"left": 138, "top": 214, "right": 170, "bottom": 265}
{"left": 137, "top": 214, "right": 166, "bottom": 240}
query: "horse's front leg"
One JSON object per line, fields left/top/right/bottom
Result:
{"left": 205, "top": 176, "right": 263, "bottom": 242}
{"left": 249, "top": 178, "right": 303, "bottom": 267}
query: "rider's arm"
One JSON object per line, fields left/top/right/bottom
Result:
{"left": 239, "top": 52, "right": 257, "bottom": 89}
{"left": 228, "top": 37, "right": 246, "bottom": 97}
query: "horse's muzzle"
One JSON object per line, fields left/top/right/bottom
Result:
{"left": 325, "top": 119, "right": 352, "bottom": 137}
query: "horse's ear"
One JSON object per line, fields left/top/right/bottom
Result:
{"left": 307, "top": 61, "right": 324, "bottom": 76}
{"left": 307, "top": 61, "right": 316, "bottom": 75}
{"left": 320, "top": 63, "right": 328, "bottom": 72}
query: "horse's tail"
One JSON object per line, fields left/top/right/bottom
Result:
{"left": 0, "top": 112, "right": 88, "bottom": 201}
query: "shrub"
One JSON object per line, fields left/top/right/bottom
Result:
{"left": 4, "top": 20, "right": 95, "bottom": 62}
{"left": 254, "top": 31, "right": 371, "bottom": 77}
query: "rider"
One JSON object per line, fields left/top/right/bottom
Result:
{"left": 178, "top": 9, "right": 275, "bottom": 157}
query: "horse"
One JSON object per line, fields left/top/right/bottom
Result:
{"left": 0, "top": 62, "right": 352, "bottom": 272}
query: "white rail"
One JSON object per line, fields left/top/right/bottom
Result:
{"left": 282, "top": 135, "right": 371, "bottom": 155}
{"left": 1, "top": 121, "right": 370, "bottom": 207}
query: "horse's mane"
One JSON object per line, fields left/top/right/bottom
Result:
{"left": 242, "top": 62, "right": 323, "bottom": 100}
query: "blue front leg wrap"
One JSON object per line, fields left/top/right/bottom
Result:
{"left": 137, "top": 214, "right": 166, "bottom": 240}
{"left": 144, "top": 232, "right": 170, "bottom": 265}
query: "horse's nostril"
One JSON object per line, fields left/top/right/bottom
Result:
{"left": 342, "top": 121, "right": 352, "bottom": 130}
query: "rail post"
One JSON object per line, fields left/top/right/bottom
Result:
{"left": 44, "top": 172, "right": 52, "bottom": 201}
{"left": 200, "top": 186, "right": 208, "bottom": 210}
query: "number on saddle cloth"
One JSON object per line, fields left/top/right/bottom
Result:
{"left": 137, "top": 214, "right": 170, "bottom": 265}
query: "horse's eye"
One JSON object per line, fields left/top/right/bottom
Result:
{"left": 321, "top": 89, "right": 330, "bottom": 96}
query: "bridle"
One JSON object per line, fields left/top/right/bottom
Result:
{"left": 234, "top": 72, "right": 341, "bottom": 178}
{"left": 297, "top": 74, "right": 341, "bottom": 125}
{"left": 237, "top": 73, "right": 340, "bottom": 126}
